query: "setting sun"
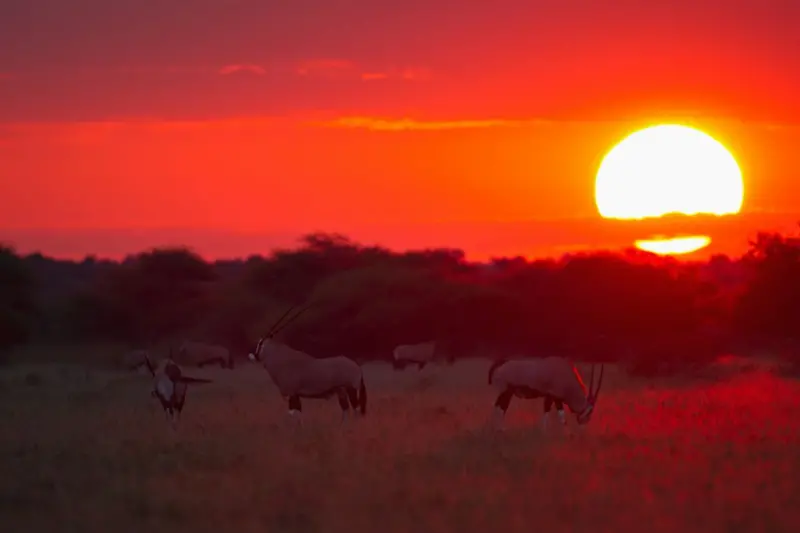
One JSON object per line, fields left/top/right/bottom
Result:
{"left": 595, "top": 124, "right": 744, "bottom": 255}
{"left": 595, "top": 124, "right": 744, "bottom": 220}
{"left": 635, "top": 236, "right": 712, "bottom": 255}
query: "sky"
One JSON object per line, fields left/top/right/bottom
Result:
{"left": 1, "top": 0, "right": 799, "bottom": 260}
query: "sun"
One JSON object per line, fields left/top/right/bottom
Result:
{"left": 595, "top": 124, "right": 743, "bottom": 220}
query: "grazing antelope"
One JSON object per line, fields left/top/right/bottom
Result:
{"left": 392, "top": 341, "right": 436, "bottom": 370}
{"left": 248, "top": 305, "right": 367, "bottom": 424}
{"left": 123, "top": 349, "right": 150, "bottom": 372}
{"left": 144, "top": 351, "right": 212, "bottom": 428}
{"left": 177, "top": 340, "right": 234, "bottom": 369}
{"left": 488, "top": 356, "right": 604, "bottom": 429}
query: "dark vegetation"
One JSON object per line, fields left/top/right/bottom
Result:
{"left": 2, "top": 229, "right": 799, "bottom": 373}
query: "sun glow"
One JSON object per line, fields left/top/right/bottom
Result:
{"left": 595, "top": 125, "right": 743, "bottom": 220}
{"left": 635, "top": 236, "right": 711, "bottom": 255}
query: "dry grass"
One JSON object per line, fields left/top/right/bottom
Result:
{"left": 2, "top": 352, "right": 800, "bottom": 533}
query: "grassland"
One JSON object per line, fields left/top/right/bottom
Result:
{"left": 2, "top": 351, "right": 800, "bottom": 533}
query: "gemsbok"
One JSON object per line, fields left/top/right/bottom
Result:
{"left": 248, "top": 305, "right": 367, "bottom": 424}
{"left": 144, "top": 350, "right": 212, "bottom": 428}
{"left": 487, "top": 356, "right": 604, "bottom": 429}
{"left": 392, "top": 341, "right": 437, "bottom": 370}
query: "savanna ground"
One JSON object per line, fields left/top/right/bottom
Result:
{"left": 2, "top": 348, "right": 800, "bottom": 533}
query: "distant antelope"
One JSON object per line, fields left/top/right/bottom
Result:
{"left": 248, "top": 305, "right": 367, "bottom": 424}
{"left": 392, "top": 341, "right": 436, "bottom": 370}
{"left": 123, "top": 349, "right": 150, "bottom": 372}
{"left": 144, "top": 350, "right": 212, "bottom": 428}
{"left": 177, "top": 340, "right": 234, "bottom": 369}
{"left": 488, "top": 356, "right": 604, "bottom": 429}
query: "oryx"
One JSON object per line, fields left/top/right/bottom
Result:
{"left": 487, "top": 356, "right": 604, "bottom": 429}
{"left": 248, "top": 305, "right": 367, "bottom": 424}
{"left": 144, "top": 350, "right": 212, "bottom": 428}
{"left": 392, "top": 341, "right": 436, "bottom": 370}
{"left": 123, "top": 349, "right": 150, "bottom": 372}
{"left": 177, "top": 340, "right": 234, "bottom": 369}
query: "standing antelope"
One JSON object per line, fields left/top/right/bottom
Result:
{"left": 144, "top": 350, "right": 212, "bottom": 428}
{"left": 248, "top": 305, "right": 367, "bottom": 424}
{"left": 487, "top": 356, "right": 604, "bottom": 429}
{"left": 392, "top": 341, "right": 437, "bottom": 370}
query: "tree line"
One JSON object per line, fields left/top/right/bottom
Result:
{"left": 2, "top": 229, "right": 799, "bottom": 373}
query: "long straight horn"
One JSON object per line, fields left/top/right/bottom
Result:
{"left": 266, "top": 305, "right": 296, "bottom": 337}
{"left": 271, "top": 302, "right": 313, "bottom": 337}
{"left": 143, "top": 355, "right": 156, "bottom": 378}
{"left": 592, "top": 364, "right": 605, "bottom": 402}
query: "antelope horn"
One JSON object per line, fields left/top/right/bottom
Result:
{"left": 588, "top": 364, "right": 596, "bottom": 396}
{"left": 592, "top": 364, "right": 605, "bottom": 402}
{"left": 271, "top": 302, "right": 314, "bottom": 337}
{"left": 266, "top": 305, "right": 296, "bottom": 337}
{"left": 143, "top": 355, "right": 156, "bottom": 378}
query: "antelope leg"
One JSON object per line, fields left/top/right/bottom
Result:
{"left": 287, "top": 395, "right": 303, "bottom": 427}
{"left": 492, "top": 390, "right": 514, "bottom": 430}
{"left": 337, "top": 390, "right": 350, "bottom": 424}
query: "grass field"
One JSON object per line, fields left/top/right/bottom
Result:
{"left": 2, "top": 352, "right": 800, "bottom": 533}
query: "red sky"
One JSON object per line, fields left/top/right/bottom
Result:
{"left": 1, "top": 0, "right": 799, "bottom": 260}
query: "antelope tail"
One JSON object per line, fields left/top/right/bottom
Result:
{"left": 487, "top": 359, "right": 507, "bottom": 384}
{"left": 358, "top": 375, "right": 367, "bottom": 416}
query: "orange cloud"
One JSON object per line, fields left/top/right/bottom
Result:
{"left": 318, "top": 116, "right": 526, "bottom": 131}
{"left": 218, "top": 64, "right": 267, "bottom": 76}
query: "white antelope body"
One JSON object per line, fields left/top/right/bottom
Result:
{"left": 144, "top": 352, "right": 212, "bottom": 428}
{"left": 392, "top": 341, "right": 436, "bottom": 370}
{"left": 177, "top": 340, "right": 234, "bottom": 369}
{"left": 248, "top": 305, "right": 367, "bottom": 423}
{"left": 488, "top": 356, "right": 604, "bottom": 429}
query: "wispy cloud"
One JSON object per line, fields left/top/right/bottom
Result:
{"left": 360, "top": 67, "right": 432, "bottom": 82}
{"left": 294, "top": 59, "right": 356, "bottom": 78}
{"left": 318, "top": 116, "right": 528, "bottom": 131}
{"left": 293, "top": 59, "right": 430, "bottom": 82}
{"left": 2, "top": 60, "right": 429, "bottom": 84}
{"left": 218, "top": 64, "right": 267, "bottom": 76}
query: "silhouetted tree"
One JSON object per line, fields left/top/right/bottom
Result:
{"left": 0, "top": 245, "right": 37, "bottom": 358}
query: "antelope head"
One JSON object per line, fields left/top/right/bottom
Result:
{"left": 249, "top": 303, "right": 311, "bottom": 362}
